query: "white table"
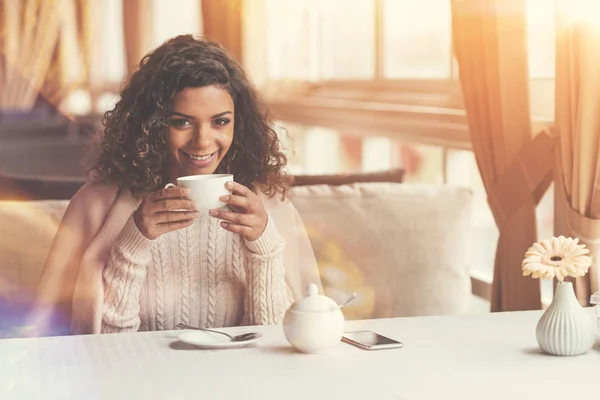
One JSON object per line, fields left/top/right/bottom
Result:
{"left": 1, "top": 309, "right": 599, "bottom": 400}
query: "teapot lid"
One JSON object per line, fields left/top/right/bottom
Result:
{"left": 289, "top": 283, "right": 338, "bottom": 313}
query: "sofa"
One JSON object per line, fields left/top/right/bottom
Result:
{"left": 0, "top": 180, "right": 473, "bottom": 338}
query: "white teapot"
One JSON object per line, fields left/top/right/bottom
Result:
{"left": 283, "top": 283, "right": 345, "bottom": 353}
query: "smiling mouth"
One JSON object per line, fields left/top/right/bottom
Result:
{"left": 182, "top": 151, "right": 216, "bottom": 161}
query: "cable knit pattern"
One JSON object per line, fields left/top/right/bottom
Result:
{"left": 188, "top": 220, "right": 200, "bottom": 326}
{"left": 242, "top": 215, "right": 294, "bottom": 325}
{"left": 153, "top": 239, "right": 167, "bottom": 331}
{"left": 232, "top": 234, "right": 244, "bottom": 279}
{"left": 178, "top": 228, "right": 190, "bottom": 325}
{"left": 101, "top": 216, "right": 153, "bottom": 333}
{"left": 100, "top": 211, "right": 291, "bottom": 333}
{"left": 206, "top": 217, "right": 218, "bottom": 328}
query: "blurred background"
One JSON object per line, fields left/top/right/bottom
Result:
{"left": 0, "top": 0, "right": 557, "bottom": 308}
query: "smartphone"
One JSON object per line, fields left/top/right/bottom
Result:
{"left": 342, "top": 330, "right": 403, "bottom": 350}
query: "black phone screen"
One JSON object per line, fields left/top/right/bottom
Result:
{"left": 343, "top": 330, "right": 401, "bottom": 346}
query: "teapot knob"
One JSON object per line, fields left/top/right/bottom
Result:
{"left": 306, "top": 283, "right": 318, "bottom": 297}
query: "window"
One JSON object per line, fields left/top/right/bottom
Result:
{"left": 382, "top": 0, "right": 453, "bottom": 79}
{"left": 265, "top": 0, "right": 317, "bottom": 81}
{"left": 318, "top": 0, "right": 376, "bottom": 79}
{"left": 527, "top": 0, "right": 556, "bottom": 79}
{"left": 254, "top": 0, "right": 557, "bottom": 305}
{"left": 527, "top": 0, "right": 555, "bottom": 123}
{"left": 255, "top": 0, "right": 554, "bottom": 137}
{"left": 152, "top": 0, "right": 201, "bottom": 49}
{"left": 99, "top": 0, "right": 127, "bottom": 86}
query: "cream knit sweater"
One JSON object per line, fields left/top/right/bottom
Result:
{"left": 101, "top": 211, "right": 293, "bottom": 333}
{"left": 31, "top": 182, "right": 321, "bottom": 337}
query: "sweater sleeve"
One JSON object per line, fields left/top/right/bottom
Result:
{"left": 241, "top": 213, "right": 294, "bottom": 325}
{"left": 101, "top": 215, "right": 154, "bottom": 333}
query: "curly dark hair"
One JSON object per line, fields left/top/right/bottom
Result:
{"left": 90, "top": 35, "right": 290, "bottom": 198}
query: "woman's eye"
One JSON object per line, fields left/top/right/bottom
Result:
{"left": 166, "top": 118, "right": 192, "bottom": 128}
{"left": 212, "top": 118, "right": 230, "bottom": 127}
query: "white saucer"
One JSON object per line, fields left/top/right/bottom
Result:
{"left": 178, "top": 330, "right": 263, "bottom": 349}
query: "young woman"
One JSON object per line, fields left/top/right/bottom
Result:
{"left": 30, "top": 35, "right": 321, "bottom": 336}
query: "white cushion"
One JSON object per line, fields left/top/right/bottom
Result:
{"left": 289, "top": 182, "right": 473, "bottom": 320}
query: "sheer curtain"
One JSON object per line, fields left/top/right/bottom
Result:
{"left": 452, "top": 0, "right": 554, "bottom": 311}
{"left": 0, "top": 0, "right": 98, "bottom": 113}
{"left": 121, "top": 0, "right": 204, "bottom": 79}
{"left": 122, "top": 0, "right": 153, "bottom": 78}
{"left": 201, "top": 0, "right": 243, "bottom": 63}
{"left": 0, "top": 0, "right": 66, "bottom": 111}
{"left": 554, "top": 0, "right": 600, "bottom": 304}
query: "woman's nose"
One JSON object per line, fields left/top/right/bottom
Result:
{"left": 191, "top": 124, "right": 214, "bottom": 148}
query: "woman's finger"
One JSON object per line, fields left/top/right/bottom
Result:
{"left": 151, "top": 198, "right": 196, "bottom": 214}
{"left": 219, "top": 221, "right": 253, "bottom": 237}
{"left": 149, "top": 186, "right": 189, "bottom": 201}
{"left": 155, "top": 210, "right": 199, "bottom": 224}
{"left": 211, "top": 209, "right": 252, "bottom": 227}
{"left": 156, "top": 219, "right": 196, "bottom": 235}
{"left": 225, "top": 181, "right": 253, "bottom": 197}
{"left": 220, "top": 194, "right": 252, "bottom": 212}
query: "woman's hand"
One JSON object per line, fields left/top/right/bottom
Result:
{"left": 134, "top": 186, "right": 198, "bottom": 240}
{"left": 209, "top": 181, "right": 268, "bottom": 241}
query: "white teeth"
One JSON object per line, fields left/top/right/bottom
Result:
{"left": 187, "top": 152, "right": 213, "bottom": 161}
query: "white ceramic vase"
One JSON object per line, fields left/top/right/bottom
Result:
{"left": 536, "top": 281, "right": 595, "bottom": 356}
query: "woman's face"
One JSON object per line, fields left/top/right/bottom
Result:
{"left": 164, "top": 85, "right": 235, "bottom": 182}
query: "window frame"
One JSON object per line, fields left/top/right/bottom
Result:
{"left": 252, "top": 0, "right": 555, "bottom": 150}
{"left": 264, "top": 77, "right": 553, "bottom": 150}
{"left": 265, "top": 79, "right": 470, "bottom": 149}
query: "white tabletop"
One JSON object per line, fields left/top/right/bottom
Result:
{"left": 1, "top": 309, "right": 599, "bottom": 400}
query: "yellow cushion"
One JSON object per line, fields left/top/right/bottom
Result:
{"left": 0, "top": 200, "right": 68, "bottom": 336}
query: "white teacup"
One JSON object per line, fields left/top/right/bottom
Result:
{"left": 166, "top": 174, "right": 233, "bottom": 212}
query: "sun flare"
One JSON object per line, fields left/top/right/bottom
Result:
{"left": 558, "top": 0, "right": 600, "bottom": 29}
